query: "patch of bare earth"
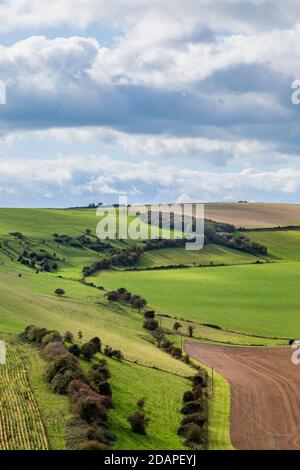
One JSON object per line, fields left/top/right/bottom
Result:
{"left": 185, "top": 342, "right": 300, "bottom": 450}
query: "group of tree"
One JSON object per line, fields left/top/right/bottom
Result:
{"left": 20, "top": 325, "right": 115, "bottom": 450}
{"left": 107, "top": 287, "right": 147, "bottom": 312}
{"left": 54, "top": 232, "right": 112, "bottom": 253}
{"left": 18, "top": 249, "right": 59, "bottom": 272}
{"left": 83, "top": 246, "right": 142, "bottom": 277}
{"left": 178, "top": 370, "right": 209, "bottom": 449}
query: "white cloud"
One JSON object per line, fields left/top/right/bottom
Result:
{"left": 0, "top": 154, "right": 299, "bottom": 203}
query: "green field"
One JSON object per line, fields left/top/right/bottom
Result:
{"left": 1, "top": 207, "right": 299, "bottom": 450}
{"left": 245, "top": 230, "right": 300, "bottom": 261}
{"left": 94, "top": 262, "right": 300, "bottom": 338}
{"left": 136, "top": 244, "right": 257, "bottom": 268}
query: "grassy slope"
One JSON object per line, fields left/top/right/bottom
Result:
{"left": 136, "top": 244, "right": 256, "bottom": 268}
{"left": 245, "top": 230, "right": 300, "bottom": 261}
{"left": 95, "top": 262, "right": 300, "bottom": 338}
{"left": 107, "top": 359, "right": 188, "bottom": 450}
{"left": 17, "top": 341, "right": 71, "bottom": 450}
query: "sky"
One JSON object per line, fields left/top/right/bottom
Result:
{"left": 0, "top": 0, "right": 300, "bottom": 207}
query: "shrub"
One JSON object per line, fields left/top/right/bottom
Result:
{"left": 68, "top": 380, "right": 91, "bottom": 402}
{"left": 89, "top": 337, "right": 102, "bottom": 353}
{"left": 41, "top": 331, "right": 63, "bottom": 347}
{"left": 51, "top": 370, "right": 85, "bottom": 395}
{"left": 103, "top": 346, "right": 124, "bottom": 361}
{"left": 79, "top": 441, "right": 110, "bottom": 450}
{"left": 96, "top": 381, "right": 112, "bottom": 397}
{"left": 81, "top": 342, "right": 95, "bottom": 361}
{"left": 20, "top": 325, "right": 48, "bottom": 344}
{"left": 192, "top": 371, "right": 208, "bottom": 388}
{"left": 42, "top": 341, "right": 67, "bottom": 361}
{"left": 75, "top": 395, "right": 108, "bottom": 424}
{"left": 184, "top": 423, "right": 205, "bottom": 445}
{"left": 128, "top": 410, "right": 149, "bottom": 435}
{"left": 144, "top": 311, "right": 155, "bottom": 319}
{"left": 55, "top": 288, "right": 65, "bottom": 297}
{"left": 182, "top": 391, "right": 194, "bottom": 403}
{"left": 68, "top": 344, "right": 81, "bottom": 357}
{"left": 107, "top": 291, "right": 119, "bottom": 302}
{"left": 181, "top": 400, "right": 207, "bottom": 415}
{"left": 46, "top": 353, "right": 81, "bottom": 382}
{"left": 143, "top": 318, "right": 159, "bottom": 331}
{"left": 89, "top": 362, "right": 111, "bottom": 383}
{"left": 181, "top": 412, "right": 206, "bottom": 427}
{"left": 170, "top": 346, "right": 182, "bottom": 359}
{"left": 64, "top": 331, "right": 74, "bottom": 342}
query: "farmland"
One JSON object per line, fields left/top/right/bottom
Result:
{"left": 93, "top": 261, "right": 300, "bottom": 338}
{"left": 0, "top": 342, "right": 48, "bottom": 450}
{"left": 0, "top": 205, "right": 300, "bottom": 450}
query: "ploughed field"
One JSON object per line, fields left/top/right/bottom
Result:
{"left": 185, "top": 342, "right": 300, "bottom": 450}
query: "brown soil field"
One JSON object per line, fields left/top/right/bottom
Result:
{"left": 205, "top": 202, "right": 300, "bottom": 229}
{"left": 185, "top": 342, "right": 300, "bottom": 450}
{"left": 136, "top": 202, "right": 300, "bottom": 229}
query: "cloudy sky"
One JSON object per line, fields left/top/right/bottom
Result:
{"left": 0, "top": 0, "right": 300, "bottom": 207}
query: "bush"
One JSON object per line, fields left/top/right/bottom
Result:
{"left": 192, "top": 371, "right": 208, "bottom": 388}
{"left": 89, "top": 337, "right": 102, "bottom": 353}
{"left": 68, "top": 344, "right": 81, "bottom": 357}
{"left": 144, "top": 311, "right": 155, "bottom": 319}
{"left": 181, "top": 400, "right": 205, "bottom": 415}
{"left": 79, "top": 440, "right": 110, "bottom": 450}
{"left": 181, "top": 412, "right": 206, "bottom": 427}
{"left": 68, "top": 380, "right": 91, "bottom": 402}
{"left": 46, "top": 353, "right": 82, "bottom": 382}
{"left": 75, "top": 395, "right": 108, "bottom": 424}
{"left": 55, "top": 288, "right": 65, "bottom": 297}
{"left": 184, "top": 423, "right": 205, "bottom": 445}
{"left": 128, "top": 410, "right": 149, "bottom": 435}
{"left": 182, "top": 391, "right": 194, "bottom": 403}
{"left": 143, "top": 318, "right": 159, "bottom": 331}
{"left": 81, "top": 342, "right": 95, "bottom": 361}
{"left": 42, "top": 341, "right": 67, "bottom": 361}
{"left": 96, "top": 381, "right": 112, "bottom": 397}
{"left": 51, "top": 369, "right": 85, "bottom": 395}
{"left": 41, "top": 331, "right": 63, "bottom": 347}
{"left": 64, "top": 331, "right": 74, "bottom": 342}
{"left": 20, "top": 325, "right": 48, "bottom": 344}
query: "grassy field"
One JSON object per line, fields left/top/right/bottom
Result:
{"left": 94, "top": 262, "right": 300, "bottom": 338}
{"left": 245, "top": 230, "right": 300, "bottom": 261}
{"left": 1, "top": 207, "right": 299, "bottom": 450}
{"left": 107, "top": 358, "right": 188, "bottom": 450}
{"left": 136, "top": 244, "right": 257, "bottom": 268}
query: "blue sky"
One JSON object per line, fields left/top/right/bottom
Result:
{"left": 0, "top": 0, "right": 300, "bottom": 207}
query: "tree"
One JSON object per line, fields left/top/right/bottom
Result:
{"left": 55, "top": 288, "right": 65, "bottom": 297}
{"left": 144, "top": 310, "right": 155, "bottom": 319}
{"left": 78, "top": 331, "right": 83, "bottom": 341}
{"left": 152, "top": 327, "right": 165, "bottom": 347}
{"left": 173, "top": 321, "right": 182, "bottom": 332}
{"left": 188, "top": 325, "right": 195, "bottom": 338}
{"left": 128, "top": 410, "right": 149, "bottom": 435}
{"left": 64, "top": 331, "right": 73, "bottom": 342}
{"left": 131, "top": 296, "right": 147, "bottom": 312}
{"left": 81, "top": 342, "right": 95, "bottom": 361}
{"left": 68, "top": 344, "right": 81, "bottom": 357}
{"left": 107, "top": 291, "right": 119, "bottom": 302}
{"left": 89, "top": 337, "right": 102, "bottom": 353}
{"left": 143, "top": 318, "right": 159, "bottom": 331}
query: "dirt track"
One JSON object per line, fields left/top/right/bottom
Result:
{"left": 185, "top": 342, "right": 300, "bottom": 449}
